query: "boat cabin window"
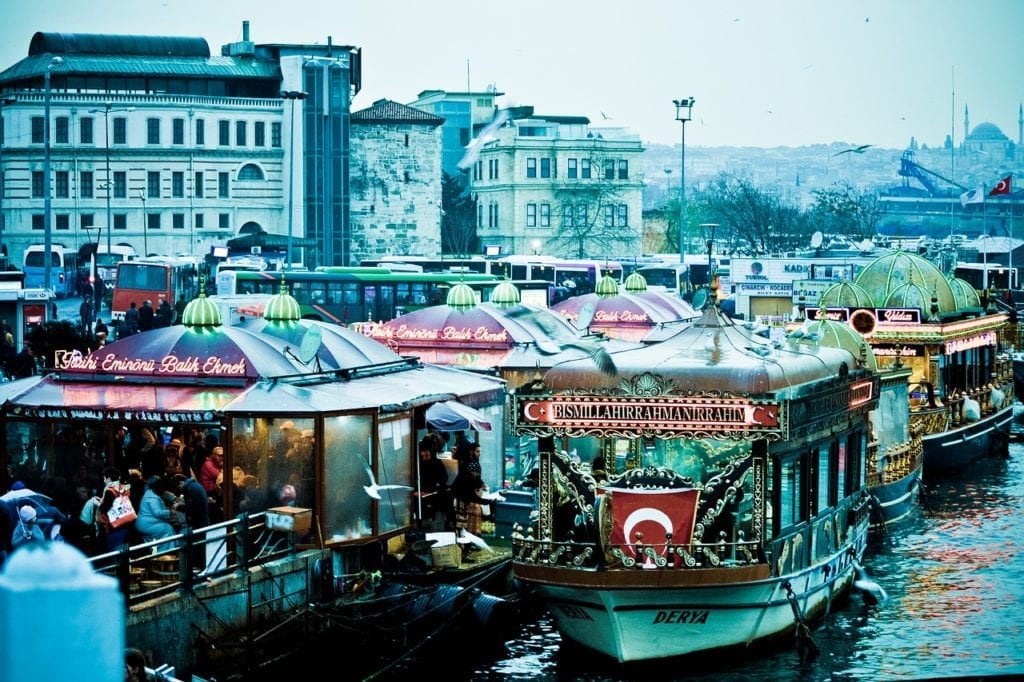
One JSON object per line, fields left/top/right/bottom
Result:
{"left": 778, "top": 456, "right": 804, "bottom": 531}
{"left": 815, "top": 443, "right": 831, "bottom": 513}
{"left": 231, "top": 417, "right": 316, "bottom": 514}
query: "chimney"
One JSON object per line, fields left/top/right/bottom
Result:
{"left": 243, "top": 20, "right": 250, "bottom": 42}
{"left": 222, "top": 20, "right": 255, "bottom": 58}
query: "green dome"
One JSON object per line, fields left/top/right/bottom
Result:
{"left": 623, "top": 272, "right": 648, "bottom": 293}
{"left": 264, "top": 284, "right": 301, "bottom": 321}
{"left": 489, "top": 281, "right": 521, "bottom": 308}
{"left": 884, "top": 282, "right": 935, "bottom": 312}
{"left": 446, "top": 282, "right": 478, "bottom": 311}
{"left": 595, "top": 274, "right": 620, "bottom": 298}
{"left": 853, "top": 251, "right": 956, "bottom": 313}
{"left": 818, "top": 281, "right": 874, "bottom": 309}
{"left": 789, "top": 317, "right": 877, "bottom": 372}
{"left": 181, "top": 292, "right": 221, "bottom": 327}
{"left": 947, "top": 277, "right": 982, "bottom": 309}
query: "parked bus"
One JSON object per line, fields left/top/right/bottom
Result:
{"left": 490, "top": 256, "right": 623, "bottom": 295}
{"left": 111, "top": 257, "right": 199, "bottom": 325}
{"left": 953, "top": 262, "right": 1018, "bottom": 292}
{"left": 634, "top": 262, "right": 694, "bottom": 297}
{"left": 92, "top": 244, "right": 137, "bottom": 290}
{"left": 360, "top": 255, "right": 493, "bottom": 274}
{"left": 23, "top": 244, "right": 83, "bottom": 298}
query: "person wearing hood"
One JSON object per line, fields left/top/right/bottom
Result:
{"left": 11, "top": 505, "right": 45, "bottom": 549}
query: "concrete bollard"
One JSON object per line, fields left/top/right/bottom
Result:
{"left": 0, "top": 542, "right": 124, "bottom": 682}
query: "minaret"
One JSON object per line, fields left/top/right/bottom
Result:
{"left": 963, "top": 103, "right": 969, "bottom": 145}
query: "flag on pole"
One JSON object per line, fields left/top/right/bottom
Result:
{"left": 989, "top": 175, "right": 1012, "bottom": 196}
{"left": 960, "top": 186, "right": 985, "bottom": 207}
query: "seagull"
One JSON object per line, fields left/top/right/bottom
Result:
{"left": 853, "top": 561, "right": 888, "bottom": 605}
{"left": 834, "top": 144, "right": 874, "bottom": 156}
{"left": 457, "top": 108, "right": 510, "bottom": 170}
{"left": 506, "top": 306, "right": 617, "bottom": 376}
{"left": 362, "top": 463, "right": 412, "bottom": 500}
{"left": 458, "top": 528, "right": 493, "bottom": 553}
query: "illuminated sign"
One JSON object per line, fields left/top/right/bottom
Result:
{"left": 56, "top": 349, "right": 248, "bottom": 377}
{"left": 944, "top": 331, "right": 997, "bottom": 355}
{"left": 560, "top": 309, "right": 651, "bottom": 325}
{"left": 360, "top": 321, "right": 510, "bottom": 347}
{"left": 872, "top": 345, "right": 921, "bottom": 357}
{"left": 10, "top": 406, "right": 216, "bottom": 423}
{"left": 518, "top": 396, "right": 783, "bottom": 436}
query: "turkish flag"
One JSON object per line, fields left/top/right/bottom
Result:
{"left": 608, "top": 488, "right": 701, "bottom": 567}
{"left": 990, "top": 175, "right": 1012, "bottom": 196}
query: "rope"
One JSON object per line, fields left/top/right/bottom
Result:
{"left": 783, "top": 580, "right": 820, "bottom": 660}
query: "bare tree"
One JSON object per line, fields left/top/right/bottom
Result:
{"left": 441, "top": 172, "right": 478, "bottom": 256}
{"left": 808, "top": 181, "right": 887, "bottom": 241}
{"left": 692, "top": 173, "right": 809, "bottom": 255}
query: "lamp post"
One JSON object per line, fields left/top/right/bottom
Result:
{"left": 531, "top": 239, "right": 541, "bottom": 256}
{"left": 138, "top": 190, "right": 147, "bottom": 257}
{"left": 0, "top": 96, "right": 16, "bottom": 261}
{"left": 43, "top": 56, "right": 63, "bottom": 292}
{"left": 281, "top": 90, "right": 307, "bottom": 270}
{"left": 673, "top": 97, "right": 695, "bottom": 265}
{"left": 88, "top": 102, "right": 135, "bottom": 265}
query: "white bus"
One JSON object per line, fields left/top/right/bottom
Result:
{"left": 23, "top": 244, "right": 83, "bottom": 298}
{"left": 91, "top": 244, "right": 137, "bottom": 290}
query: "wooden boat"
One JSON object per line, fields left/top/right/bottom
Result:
{"left": 509, "top": 293, "right": 878, "bottom": 663}
{"left": 818, "top": 251, "right": 1014, "bottom": 478}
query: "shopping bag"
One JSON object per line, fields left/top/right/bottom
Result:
{"left": 108, "top": 489, "right": 137, "bottom": 528}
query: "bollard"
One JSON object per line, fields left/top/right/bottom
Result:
{"left": 0, "top": 542, "right": 124, "bottom": 682}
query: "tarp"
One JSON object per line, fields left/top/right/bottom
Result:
{"left": 425, "top": 400, "right": 493, "bottom": 432}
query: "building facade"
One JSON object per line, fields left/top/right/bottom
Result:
{"left": 408, "top": 88, "right": 504, "bottom": 178}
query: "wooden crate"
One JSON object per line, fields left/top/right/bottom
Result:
{"left": 430, "top": 544, "right": 461, "bottom": 568}
{"left": 266, "top": 506, "right": 311, "bottom": 532}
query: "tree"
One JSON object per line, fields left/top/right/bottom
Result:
{"left": 692, "top": 173, "right": 809, "bottom": 255}
{"left": 440, "top": 172, "right": 478, "bottom": 256}
{"left": 545, "top": 153, "right": 640, "bottom": 258}
{"left": 808, "top": 181, "right": 887, "bottom": 242}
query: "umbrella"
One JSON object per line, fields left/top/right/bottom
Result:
{"left": 426, "top": 400, "right": 493, "bottom": 432}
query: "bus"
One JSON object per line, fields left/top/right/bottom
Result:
{"left": 360, "top": 255, "right": 493, "bottom": 274}
{"left": 490, "top": 257, "right": 623, "bottom": 295}
{"left": 23, "top": 244, "right": 83, "bottom": 298}
{"left": 92, "top": 244, "right": 137, "bottom": 290}
{"left": 111, "top": 257, "right": 199, "bottom": 325}
{"left": 220, "top": 269, "right": 516, "bottom": 324}
{"left": 634, "top": 263, "right": 694, "bottom": 297}
{"left": 953, "top": 262, "right": 1018, "bottom": 292}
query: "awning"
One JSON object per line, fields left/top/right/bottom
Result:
{"left": 425, "top": 400, "right": 493, "bottom": 432}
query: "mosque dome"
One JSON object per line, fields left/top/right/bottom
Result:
{"left": 947, "top": 277, "right": 982, "bottom": 310}
{"left": 853, "top": 251, "right": 956, "bottom": 313}
{"left": 966, "top": 122, "right": 1008, "bottom": 142}
{"left": 884, "top": 282, "right": 935, "bottom": 312}
{"left": 819, "top": 281, "right": 874, "bottom": 309}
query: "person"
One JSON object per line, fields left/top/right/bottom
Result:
{"left": 452, "top": 443, "right": 502, "bottom": 541}
{"left": 237, "top": 474, "right": 268, "bottom": 515}
{"left": 97, "top": 466, "right": 134, "bottom": 552}
{"left": 9, "top": 345, "right": 36, "bottom": 379}
{"left": 94, "top": 277, "right": 106, "bottom": 316}
{"left": 11, "top": 504, "right": 45, "bottom": 549}
{"left": 155, "top": 299, "right": 174, "bottom": 328}
{"left": 138, "top": 299, "right": 155, "bottom": 331}
{"left": 419, "top": 440, "right": 454, "bottom": 529}
{"left": 125, "top": 647, "right": 148, "bottom": 682}
{"left": 135, "top": 475, "right": 178, "bottom": 544}
{"left": 173, "top": 296, "right": 187, "bottom": 325}
{"left": 453, "top": 430, "right": 475, "bottom": 463}
{"left": 94, "top": 317, "right": 109, "bottom": 344}
{"left": 173, "top": 473, "right": 210, "bottom": 529}
{"left": 198, "top": 446, "right": 223, "bottom": 495}
{"left": 122, "top": 302, "right": 140, "bottom": 337}
{"left": 0, "top": 330, "right": 15, "bottom": 378}
{"left": 79, "top": 295, "right": 94, "bottom": 335}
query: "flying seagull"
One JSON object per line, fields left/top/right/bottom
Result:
{"left": 834, "top": 144, "right": 874, "bottom": 156}
{"left": 506, "top": 306, "right": 617, "bottom": 377}
{"left": 362, "top": 463, "right": 412, "bottom": 500}
{"left": 457, "top": 108, "right": 510, "bottom": 170}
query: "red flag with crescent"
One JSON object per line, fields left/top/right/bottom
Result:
{"left": 608, "top": 488, "right": 700, "bottom": 567}
{"left": 989, "top": 175, "right": 1012, "bottom": 196}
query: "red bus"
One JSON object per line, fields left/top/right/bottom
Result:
{"left": 111, "top": 257, "right": 198, "bottom": 326}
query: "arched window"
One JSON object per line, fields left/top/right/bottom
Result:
{"left": 238, "top": 163, "right": 264, "bottom": 181}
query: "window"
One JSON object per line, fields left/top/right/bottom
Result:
{"left": 80, "top": 213, "right": 94, "bottom": 231}
{"left": 476, "top": 202, "right": 483, "bottom": 229}
{"left": 618, "top": 159, "right": 629, "bottom": 180}
{"left": 146, "top": 118, "right": 160, "bottom": 144}
{"left": 238, "top": 164, "right": 264, "bottom": 181}
{"left": 816, "top": 444, "right": 831, "bottom": 513}
{"left": 56, "top": 214, "right": 69, "bottom": 230}
{"left": 55, "top": 117, "right": 69, "bottom": 144}
{"left": 195, "top": 213, "right": 204, "bottom": 229}
{"left": 561, "top": 203, "right": 574, "bottom": 228}
{"left": 80, "top": 171, "right": 94, "bottom": 198}
{"left": 32, "top": 214, "right": 44, "bottom": 230}
{"left": 581, "top": 158, "right": 591, "bottom": 179}
{"left": 32, "top": 116, "right": 43, "bottom": 144}
{"left": 526, "top": 158, "right": 537, "bottom": 178}
{"left": 113, "top": 118, "right": 127, "bottom": 145}
{"left": 147, "top": 213, "right": 160, "bottom": 231}
{"left": 113, "top": 171, "right": 127, "bottom": 199}
{"left": 32, "top": 171, "right": 44, "bottom": 198}
{"left": 488, "top": 201, "right": 499, "bottom": 228}
{"left": 576, "top": 204, "right": 588, "bottom": 226}
{"left": 194, "top": 172, "right": 204, "bottom": 198}
{"left": 172, "top": 213, "right": 185, "bottom": 230}
{"left": 604, "top": 160, "right": 615, "bottom": 180}
{"left": 526, "top": 203, "right": 537, "bottom": 227}
{"left": 114, "top": 213, "right": 127, "bottom": 231}
{"left": 779, "top": 457, "right": 803, "bottom": 529}
{"left": 172, "top": 171, "right": 184, "bottom": 198}
{"left": 568, "top": 159, "right": 578, "bottom": 179}
{"left": 147, "top": 171, "right": 161, "bottom": 199}
{"left": 195, "top": 118, "right": 205, "bottom": 145}
{"left": 236, "top": 120, "right": 247, "bottom": 146}
{"left": 55, "top": 171, "right": 69, "bottom": 198}
{"left": 271, "top": 122, "right": 282, "bottom": 148}
{"left": 617, "top": 204, "right": 628, "bottom": 227}
{"left": 80, "top": 117, "right": 94, "bottom": 144}
{"left": 603, "top": 204, "right": 614, "bottom": 228}
{"left": 218, "top": 172, "right": 229, "bottom": 198}
{"left": 219, "top": 213, "right": 230, "bottom": 229}
{"left": 219, "top": 120, "right": 230, "bottom": 146}
{"left": 254, "top": 121, "right": 265, "bottom": 147}
{"left": 172, "top": 118, "right": 184, "bottom": 145}
{"left": 540, "top": 158, "right": 551, "bottom": 178}
{"left": 540, "top": 203, "right": 550, "bottom": 227}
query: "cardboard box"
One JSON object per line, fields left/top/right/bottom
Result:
{"left": 430, "top": 544, "right": 462, "bottom": 568}
{"left": 266, "top": 506, "right": 311, "bottom": 532}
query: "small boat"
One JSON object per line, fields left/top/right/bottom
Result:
{"left": 510, "top": 293, "right": 877, "bottom": 663}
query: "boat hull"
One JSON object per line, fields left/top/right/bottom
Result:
{"left": 868, "top": 458, "right": 922, "bottom": 529}
{"left": 1014, "top": 357, "right": 1024, "bottom": 404}
{"left": 514, "top": 522, "right": 867, "bottom": 663}
{"left": 922, "top": 404, "right": 1012, "bottom": 477}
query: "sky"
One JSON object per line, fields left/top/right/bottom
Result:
{"left": 3, "top": 0, "right": 1023, "bottom": 150}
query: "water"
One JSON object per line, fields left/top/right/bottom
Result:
{"left": 369, "top": 421, "right": 1024, "bottom": 682}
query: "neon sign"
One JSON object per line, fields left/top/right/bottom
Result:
{"left": 57, "top": 350, "right": 248, "bottom": 377}
{"left": 944, "top": 331, "right": 997, "bottom": 355}
{"left": 360, "top": 322, "right": 510, "bottom": 346}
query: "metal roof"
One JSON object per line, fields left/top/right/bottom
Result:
{"left": 0, "top": 52, "right": 279, "bottom": 83}
{"left": 30, "top": 32, "right": 211, "bottom": 58}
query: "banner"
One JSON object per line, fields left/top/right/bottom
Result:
{"left": 607, "top": 488, "right": 700, "bottom": 567}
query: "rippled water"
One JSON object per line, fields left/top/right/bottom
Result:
{"left": 373, "top": 424, "right": 1024, "bottom": 682}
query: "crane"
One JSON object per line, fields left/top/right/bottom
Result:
{"left": 896, "top": 150, "right": 967, "bottom": 198}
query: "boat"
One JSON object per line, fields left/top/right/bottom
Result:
{"left": 817, "top": 251, "right": 1014, "bottom": 478}
{"left": 508, "top": 289, "right": 878, "bottom": 663}
{"left": 1013, "top": 351, "right": 1024, "bottom": 404}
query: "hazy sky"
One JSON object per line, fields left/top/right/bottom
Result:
{"left": 3, "top": 0, "right": 1022, "bottom": 149}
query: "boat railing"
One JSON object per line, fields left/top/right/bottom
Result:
{"left": 509, "top": 533, "right": 762, "bottom": 570}
{"left": 86, "top": 511, "right": 299, "bottom": 608}
{"left": 867, "top": 434, "right": 924, "bottom": 486}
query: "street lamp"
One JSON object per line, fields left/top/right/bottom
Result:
{"left": 88, "top": 102, "right": 135, "bottom": 266}
{"left": 673, "top": 97, "right": 695, "bottom": 265}
{"left": 531, "top": 239, "right": 541, "bottom": 256}
{"left": 699, "top": 222, "right": 718, "bottom": 286}
{"left": 43, "top": 56, "right": 63, "bottom": 292}
{"left": 281, "top": 90, "right": 307, "bottom": 270}
{"left": 138, "top": 190, "right": 147, "bottom": 256}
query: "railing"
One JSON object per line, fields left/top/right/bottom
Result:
{"left": 510, "top": 532, "right": 761, "bottom": 570}
{"left": 87, "top": 512, "right": 299, "bottom": 607}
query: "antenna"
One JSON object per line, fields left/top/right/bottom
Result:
{"left": 810, "top": 231, "right": 824, "bottom": 249}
